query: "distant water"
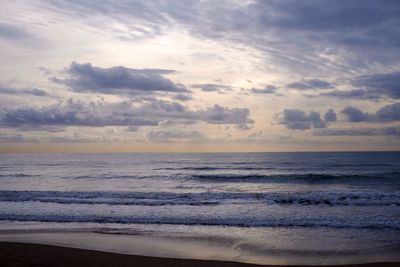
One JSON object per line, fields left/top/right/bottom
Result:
{"left": 0, "top": 152, "right": 399, "bottom": 264}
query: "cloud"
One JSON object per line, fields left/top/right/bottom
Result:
{"left": 0, "top": 101, "right": 159, "bottom": 128}
{"left": 341, "top": 106, "right": 368, "bottom": 122}
{"left": 342, "top": 102, "right": 400, "bottom": 122}
{"left": 147, "top": 130, "right": 205, "bottom": 142}
{"left": 34, "top": 0, "right": 400, "bottom": 76}
{"left": 287, "top": 79, "right": 334, "bottom": 90}
{"left": 52, "top": 62, "right": 189, "bottom": 95}
{"left": 173, "top": 93, "right": 193, "bottom": 101}
{"left": 249, "top": 85, "right": 278, "bottom": 94}
{"left": 320, "top": 89, "right": 378, "bottom": 100}
{"left": 0, "top": 133, "right": 39, "bottom": 143}
{"left": 353, "top": 71, "right": 400, "bottom": 99}
{"left": 0, "top": 23, "right": 32, "bottom": 41}
{"left": 47, "top": 134, "right": 106, "bottom": 143}
{"left": 324, "top": 109, "right": 337, "bottom": 122}
{"left": 5, "top": 1, "right": 400, "bottom": 147}
{"left": 315, "top": 127, "right": 400, "bottom": 136}
{"left": 0, "top": 99, "right": 162, "bottom": 130}
{"left": 191, "top": 83, "right": 232, "bottom": 92}
{"left": 0, "top": 99, "right": 253, "bottom": 130}
{"left": 0, "top": 87, "right": 49, "bottom": 97}
{"left": 126, "top": 126, "right": 139, "bottom": 132}
{"left": 276, "top": 109, "right": 330, "bottom": 130}
{"left": 123, "top": 101, "right": 254, "bottom": 128}
{"left": 198, "top": 104, "right": 253, "bottom": 128}
{"left": 375, "top": 102, "right": 400, "bottom": 122}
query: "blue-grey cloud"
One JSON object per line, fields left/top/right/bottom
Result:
{"left": 375, "top": 102, "right": 400, "bottom": 122}
{"left": 320, "top": 89, "right": 379, "bottom": 100}
{"left": 38, "top": 1, "right": 400, "bottom": 74}
{"left": 287, "top": 79, "right": 334, "bottom": 90}
{"left": 0, "top": 133, "right": 39, "bottom": 143}
{"left": 315, "top": 127, "right": 400, "bottom": 136}
{"left": 52, "top": 62, "right": 189, "bottom": 95}
{"left": 1, "top": 105, "right": 158, "bottom": 128}
{"left": 0, "top": 87, "right": 49, "bottom": 97}
{"left": 353, "top": 71, "right": 400, "bottom": 99}
{"left": 147, "top": 130, "right": 205, "bottom": 142}
{"left": 249, "top": 85, "right": 277, "bottom": 94}
{"left": 342, "top": 102, "right": 400, "bottom": 122}
{"left": 341, "top": 106, "right": 369, "bottom": 122}
{"left": 173, "top": 93, "right": 193, "bottom": 101}
{"left": 125, "top": 126, "right": 139, "bottom": 132}
{"left": 277, "top": 109, "right": 330, "bottom": 130}
{"left": 199, "top": 105, "right": 253, "bottom": 128}
{"left": 0, "top": 23, "right": 32, "bottom": 41}
{"left": 191, "top": 83, "right": 232, "bottom": 92}
{"left": 47, "top": 133, "right": 112, "bottom": 143}
{"left": 324, "top": 109, "right": 337, "bottom": 122}
{"left": 0, "top": 99, "right": 253, "bottom": 130}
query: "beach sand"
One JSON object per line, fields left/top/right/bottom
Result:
{"left": 0, "top": 242, "right": 399, "bottom": 267}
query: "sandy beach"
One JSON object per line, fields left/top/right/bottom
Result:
{"left": 1, "top": 242, "right": 399, "bottom": 267}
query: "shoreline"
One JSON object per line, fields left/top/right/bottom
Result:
{"left": 1, "top": 229, "right": 399, "bottom": 266}
{"left": 1, "top": 242, "right": 399, "bottom": 267}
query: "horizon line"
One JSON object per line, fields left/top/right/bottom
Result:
{"left": 1, "top": 150, "right": 400, "bottom": 155}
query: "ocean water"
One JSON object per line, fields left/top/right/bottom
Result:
{"left": 0, "top": 152, "right": 399, "bottom": 264}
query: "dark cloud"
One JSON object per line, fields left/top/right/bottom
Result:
{"left": 144, "top": 103, "right": 253, "bottom": 128}
{"left": 173, "top": 93, "right": 193, "bottom": 101}
{"left": 249, "top": 85, "right": 277, "bottom": 94}
{"left": 287, "top": 79, "right": 334, "bottom": 90}
{"left": 198, "top": 105, "right": 253, "bottom": 128}
{"left": 0, "top": 99, "right": 160, "bottom": 129}
{"left": 52, "top": 62, "right": 189, "bottom": 95}
{"left": 277, "top": 109, "right": 330, "bottom": 130}
{"left": 1, "top": 103, "right": 158, "bottom": 128}
{"left": 260, "top": 1, "right": 399, "bottom": 40}
{"left": 320, "top": 89, "right": 378, "bottom": 100}
{"left": 341, "top": 106, "right": 369, "bottom": 122}
{"left": 0, "top": 87, "right": 49, "bottom": 97}
{"left": 315, "top": 127, "right": 400, "bottom": 136}
{"left": 324, "top": 109, "right": 337, "bottom": 122}
{"left": 353, "top": 72, "right": 400, "bottom": 99}
{"left": 191, "top": 83, "right": 232, "bottom": 92}
{"left": 375, "top": 102, "right": 400, "bottom": 122}
{"left": 147, "top": 130, "right": 205, "bottom": 142}
{"left": 0, "top": 99, "right": 253, "bottom": 130}
{"left": 342, "top": 102, "right": 400, "bottom": 122}
{"left": 38, "top": 1, "right": 400, "bottom": 75}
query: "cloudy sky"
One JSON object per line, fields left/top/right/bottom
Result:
{"left": 1, "top": 0, "right": 400, "bottom": 152}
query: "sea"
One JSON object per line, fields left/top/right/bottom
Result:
{"left": 0, "top": 152, "right": 399, "bottom": 265}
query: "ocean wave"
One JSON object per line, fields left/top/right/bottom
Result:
{"left": 321, "top": 163, "right": 394, "bottom": 168}
{"left": 57, "top": 172, "right": 400, "bottom": 182}
{"left": 69, "top": 174, "right": 155, "bottom": 180}
{"left": 0, "top": 174, "right": 40, "bottom": 178}
{"left": 190, "top": 172, "right": 400, "bottom": 183}
{"left": 155, "top": 166, "right": 276, "bottom": 171}
{"left": 1, "top": 190, "right": 398, "bottom": 207}
{"left": 0, "top": 214, "right": 398, "bottom": 230}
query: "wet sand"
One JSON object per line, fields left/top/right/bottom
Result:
{"left": 0, "top": 242, "right": 399, "bottom": 267}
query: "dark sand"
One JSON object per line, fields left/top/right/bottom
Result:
{"left": 0, "top": 242, "right": 399, "bottom": 267}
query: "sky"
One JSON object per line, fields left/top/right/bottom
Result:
{"left": 1, "top": 0, "right": 400, "bottom": 153}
